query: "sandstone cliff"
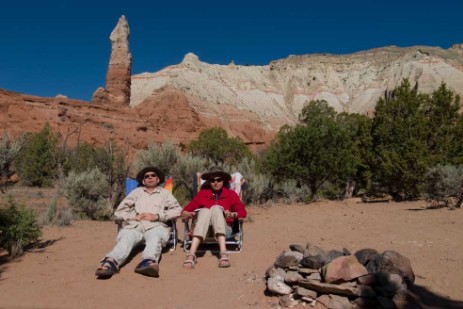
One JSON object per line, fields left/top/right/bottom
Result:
{"left": 131, "top": 44, "right": 463, "bottom": 131}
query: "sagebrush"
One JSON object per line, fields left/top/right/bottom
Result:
{"left": 64, "top": 168, "right": 111, "bottom": 220}
{"left": 0, "top": 196, "right": 42, "bottom": 258}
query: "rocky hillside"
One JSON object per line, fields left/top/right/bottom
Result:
{"left": 132, "top": 44, "right": 463, "bottom": 132}
{"left": 1, "top": 44, "right": 463, "bottom": 155}
{"left": 0, "top": 87, "right": 271, "bottom": 156}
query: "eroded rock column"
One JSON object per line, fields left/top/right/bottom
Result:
{"left": 92, "top": 15, "right": 132, "bottom": 106}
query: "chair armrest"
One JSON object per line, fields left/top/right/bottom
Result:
{"left": 114, "top": 217, "right": 125, "bottom": 225}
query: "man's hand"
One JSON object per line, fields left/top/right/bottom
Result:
{"left": 135, "top": 213, "right": 159, "bottom": 222}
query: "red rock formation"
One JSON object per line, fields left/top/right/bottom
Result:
{"left": 92, "top": 15, "right": 132, "bottom": 106}
{"left": 0, "top": 88, "right": 274, "bottom": 158}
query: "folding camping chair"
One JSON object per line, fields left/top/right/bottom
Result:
{"left": 182, "top": 172, "right": 245, "bottom": 253}
{"left": 116, "top": 176, "right": 178, "bottom": 251}
{"left": 183, "top": 215, "right": 244, "bottom": 253}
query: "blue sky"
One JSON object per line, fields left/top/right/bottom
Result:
{"left": 1, "top": 0, "right": 462, "bottom": 101}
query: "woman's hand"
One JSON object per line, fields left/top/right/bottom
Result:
{"left": 224, "top": 210, "right": 237, "bottom": 219}
{"left": 181, "top": 211, "right": 194, "bottom": 220}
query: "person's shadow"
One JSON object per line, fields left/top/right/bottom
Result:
{"left": 406, "top": 284, "right": 463, "bottom": 308}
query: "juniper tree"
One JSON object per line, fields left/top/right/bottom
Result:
{"left": 15, "top": 123, "right": 58, "bottom": 187}
{"left": 263, "top": 100, "right": 360, "bottom": 198}
{"left": 189, "top": 127, "right": 252, "bottom": 165}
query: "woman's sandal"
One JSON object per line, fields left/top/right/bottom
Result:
{"left": 218, "top": 252, "right": 231, "bottom": 268}
{"left": 95, "top": 257, "right": 119, "bottom": 277}
{"left": 183, "top": 253, "right": 197, "bottom": 269}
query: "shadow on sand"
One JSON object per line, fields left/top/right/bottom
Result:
{"left": 407, "top": 205, "right": 460, "bottom": 211}
{"left": 26, "top": 237, "right": 64, "bottom": 251}
{"left": 0, "top": 237, "right": 63, "bottom": 266}
{"left": 0, "top": 237, "right": 63, "bottom": 281}
{"left": 405, "top": 284, "right": 463, "bottom": 309}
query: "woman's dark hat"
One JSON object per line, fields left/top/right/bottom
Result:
{"left": 136, "top": 167, "right": 165, "bottom": 185}
{"left": 201, "top": 166, "right": 231, "bottom": 182}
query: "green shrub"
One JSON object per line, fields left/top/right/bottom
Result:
{"left": 15, "top": 123, "right": 58, "bottom": 187}
{"left": 63, "top": 141, "right": 128, "bottom": 210}
{"left": 39, "top": 194, "right": 73, "bottom": 226}
{"left": 0, "top": 133, "right": 23, "bottom": 191}
{"left": 262, "top": 100, "right": 360, "bottom": 198}
{"left": 0, "top": 196, "right": 42, "bottom": 258}
{"left": 423, "top": 165, "right": 463, "bottom": 207}
{"left": 171, "top": 154, "right": 209, "bottom": 196}
{"left": 64, "top": 143, "right": 103, "bottom": 174}
{"left": 136, "top": 142, "right": 180, "bottom": 177}
{"left": 189, "top": 127, "right": 252, "bottom": 165}
{"left": 227, "top": 158, "right": 271, "bottom": 204}
{"left": 45, "top": 194, "right": 58, "bottom": 223}
{"left": 371, "top": 80, "right": 460, "bottom": 200}
{"left": 275, "top": 179, "right": 311, "bottom": 204}
{"left": 64, "top": 168, "right": 110, "bottom": 220}
{"left": 54, "top": 207, "right": 74, "bottom": 226}
{"left": 171, "top": 185, "right": 192, "bottom": 206}
{"left": 317, "top": 181, "right": 346, "bottom": 201}
{"left": 244, "top": 173, "right": 272, "bottom": 205}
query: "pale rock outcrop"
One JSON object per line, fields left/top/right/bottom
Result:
{"left": 93, "top": 15, "right": 132, "bottom": 106}
{"left": 131, "top": 45, "right": 463, "bottom": 133}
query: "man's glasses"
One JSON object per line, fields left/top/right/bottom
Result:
{"left": 209, "top": 177, "right": 223, "bottom": 183}
{"left": 144, "top": 173, "right": 157, "bottom": 179}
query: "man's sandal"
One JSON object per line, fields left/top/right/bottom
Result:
{"left": 134, "top": 259, "right": 160, "bottom": 278}
{"left": 218, "top": 252, "right": 231, "bottom": 268}
{"left": 95, "top": 257, "right": 119, "bottom": 277}
{"left": 183, "top": 253, "right": 197, "bottom": 269}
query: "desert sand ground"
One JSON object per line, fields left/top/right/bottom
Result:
{"left": 1, "top": 196, "right": 463, "bottom": 309}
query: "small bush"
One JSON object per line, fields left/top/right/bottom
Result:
{"left": 172, "top": 154, "right": 209, "bottom": 197}
{"left": 45, "top": 194, "right": 58, "bottom": 223}
{"left": 316, "top": 181, "right": 345, "bottom": 200}
{"left": 0, "top": 196, "right": 42, "bottom": 258}
{"left": 423, "top": 165, "right": 463, "bottom": 207}
{"left": 64, "top": 168, "right": 110, "bottom": 220}
{"left": 275, "top": 179, "right": 312, "bottom": 204}
{"left": 0, "top": 133, "right": 23, "bottom": 191}
{"left": 39, "top": 194, "right": 73, "bottom": 226}
{"left": 188, "top": 127, "right": 252, "bottom": 165}
{"left": 136, "top": 142, "right": 180, "bottom": 176}
{"left": 15, "top": 123, "right": 58, "bottom": 187}
{"left": 244, "top": 173, "right": 272, "bottom": 205}
{"left": 172, "top": 185, "right": 192, "bottom": 206}
{"left": 54, "top": 207, "right": 74, "bottom": 226}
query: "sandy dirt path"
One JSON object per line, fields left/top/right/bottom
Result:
{"left": 1, "top": 199, "right": 462, "bottom": 308}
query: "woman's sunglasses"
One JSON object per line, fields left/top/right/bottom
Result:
{"left": 209, "top": 177, "right": 223, "bottom": 183}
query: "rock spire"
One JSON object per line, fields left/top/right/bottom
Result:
{"left": 92, "top": 15, "right": 132, "bottom": 106}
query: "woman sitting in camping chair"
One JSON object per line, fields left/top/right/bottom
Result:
{"left": 181, "top": 166, "right": 247, "bottom": 269}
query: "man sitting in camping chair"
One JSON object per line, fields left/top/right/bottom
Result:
{"left": 95, "top": 166, "right": 182, "bottom": 278}
{"left": 181, "top": 166, "right": 247, "bottom": 269}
